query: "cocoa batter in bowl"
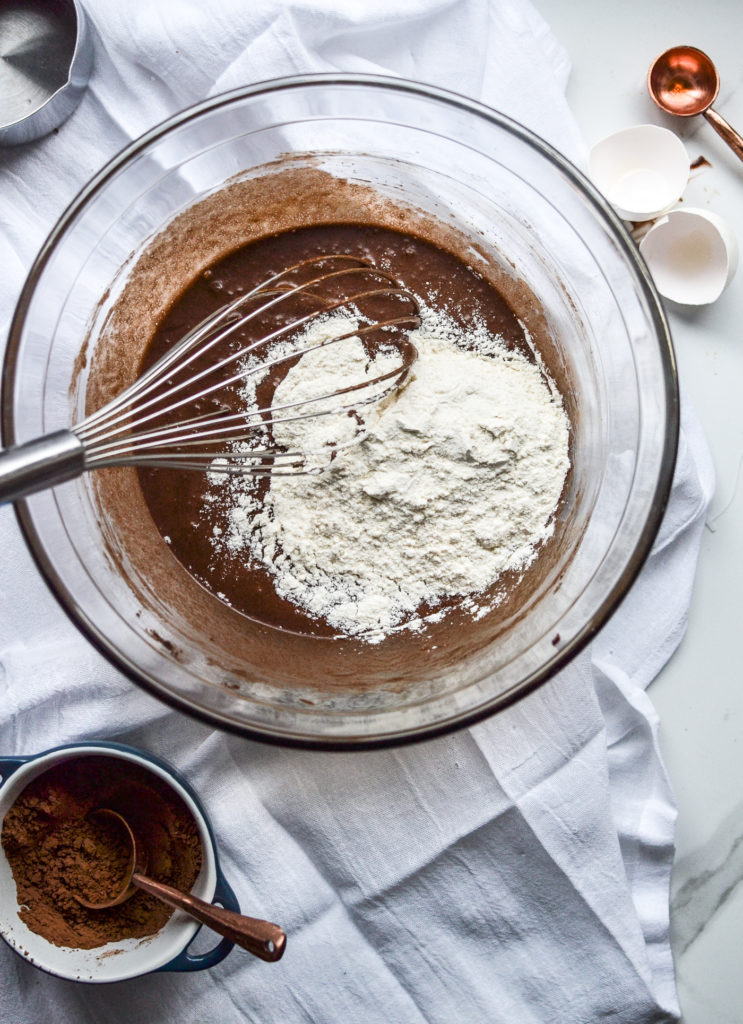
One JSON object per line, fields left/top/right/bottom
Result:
{"left": 2, "top": 76, "right": 678, "bottom": 747}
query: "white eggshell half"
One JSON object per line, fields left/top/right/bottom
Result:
{"left": 639, "top": 207, "right": 739, "bottom": 305}
{"left": 589, "top": 124, "right": 689, "bottom": 221}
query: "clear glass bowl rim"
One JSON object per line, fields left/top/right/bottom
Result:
{"left": 1, "top": 73, "right": 680, "bottom": 749}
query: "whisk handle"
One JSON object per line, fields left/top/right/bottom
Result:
{"left": 0, "top": 430, "right": 85, "bottom": 504}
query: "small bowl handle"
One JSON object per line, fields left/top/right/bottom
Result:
{"left": 156, "top": 870, "right": 240, "bottom": 973}
{"left": 0, "top": 756, "right": 29, "bottom": 786}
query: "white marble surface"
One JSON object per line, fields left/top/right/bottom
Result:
{"left": 536, "top": 1, "right": 743, "bottom": 1021}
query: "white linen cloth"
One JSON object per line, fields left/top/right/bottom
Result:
{"left": 0, "top": 1, "right": 714, "bottom": 1021}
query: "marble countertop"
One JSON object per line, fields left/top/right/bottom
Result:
{"left": 536, "top": 1, "right": 743, "bottom": 1020}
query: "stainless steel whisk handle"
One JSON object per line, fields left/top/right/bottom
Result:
{"left": 0, "top": 431, "right": 86, "bottom": 504}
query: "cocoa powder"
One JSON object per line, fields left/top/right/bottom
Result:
{"left": 1, "top": 756, "right": 203, "bottom": 950}
{"left": 62, "top": 813, "right": 132, "bottom": 905}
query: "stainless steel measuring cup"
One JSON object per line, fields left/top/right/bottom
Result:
{"left": 0, "top": 0, "right": 93, "bottom": 146}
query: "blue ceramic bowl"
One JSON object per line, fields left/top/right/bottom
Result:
{"left": 0, "top": 741, "right": 239, "bottom": 982}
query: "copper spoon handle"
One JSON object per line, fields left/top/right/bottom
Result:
{"left": 704, "top": 107, "right": 743, "bottom": 162}
{"left": 132, "top": 872, "right": 286, "bottom": 962}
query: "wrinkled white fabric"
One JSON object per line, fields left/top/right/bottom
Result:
{"left": 0, "top": 1, "right": 713, "bottom": 1021}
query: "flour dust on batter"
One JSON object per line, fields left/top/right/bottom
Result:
{"left": 206, "top": 302, "right": 570, "bottom": 644}
{"left": 136, "top": 222, "right": 571, "bottom": 642}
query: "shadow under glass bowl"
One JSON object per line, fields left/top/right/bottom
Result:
{"left": 1, "top": 74, "right": 678, "bottom": 749}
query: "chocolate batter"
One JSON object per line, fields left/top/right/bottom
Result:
{"left": 136, "top": 223, "right": 535, "bottom": 636}
{"left": 87, "top": 163, "right": 576, "bottom": 698}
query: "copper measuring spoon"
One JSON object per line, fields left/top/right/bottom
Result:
{"left": 73, "top": 809, "right": 286, "bottom": 963}
{"left": 648, "top": 46, "right": 743, "bottom": 163}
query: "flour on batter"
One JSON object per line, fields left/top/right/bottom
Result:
{"left": 208, "top": 305, "right": 570, "bottom": 643}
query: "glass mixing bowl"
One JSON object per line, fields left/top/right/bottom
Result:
{"left": 2, "top": 75, "right": 678, "bottom": 748}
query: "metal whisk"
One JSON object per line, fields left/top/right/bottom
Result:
{"left": 0, "top": 255, "right": 420, "bottom": 503}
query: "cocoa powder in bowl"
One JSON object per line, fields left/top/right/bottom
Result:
{"left": 0, "top": 755, "right": 203, "bottom": 950}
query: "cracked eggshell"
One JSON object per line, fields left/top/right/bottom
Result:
{"left": 589, "top": 124, "right": 689, "bottom": 221}
{"left": 639, "top": 207, "right": 738, "bottom": 305}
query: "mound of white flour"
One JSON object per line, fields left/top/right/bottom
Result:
{"left": 210, "top": 306, "right": 570, "bottom": 643}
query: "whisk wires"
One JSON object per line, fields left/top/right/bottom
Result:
{"left": 76, "top": 255, "right": 420, "bottom": 476}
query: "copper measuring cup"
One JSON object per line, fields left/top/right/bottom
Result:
{"left": 73, "top": 809, "right": 286, "bottom": 963}
{"left": 648, "top": 46, "right": 743, "bottom": 163}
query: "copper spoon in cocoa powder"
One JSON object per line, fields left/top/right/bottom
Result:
{"left": 73, "top": 809, "right": 286, "bottom": 962}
